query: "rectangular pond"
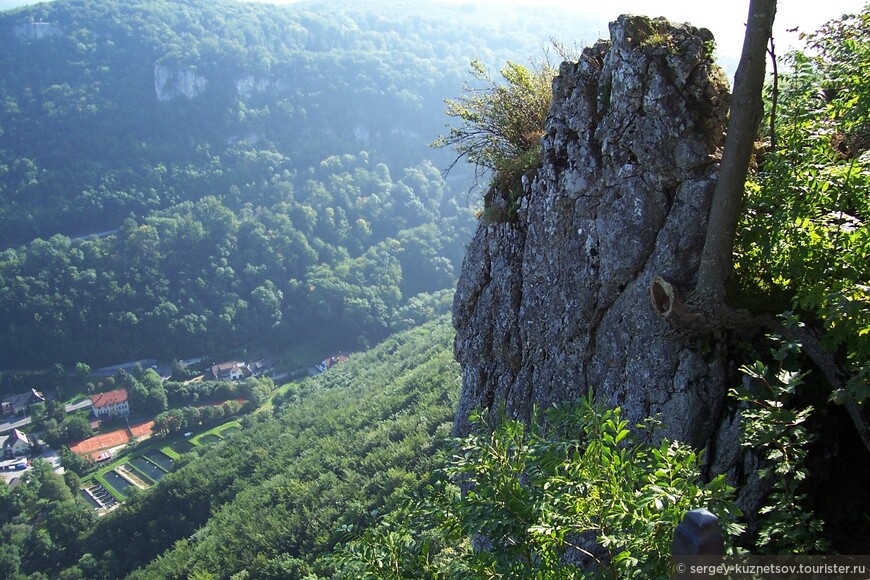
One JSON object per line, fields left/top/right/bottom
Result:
{"left": 129, "top": 456, "right": 166, "bottom": 482}
{"left": 143, "top": 449, "right": 175, "bottom": 472}
{"left": 171, "top": 440, "right": 196, "bottom": 454}
{"left": 101, "top": 470, "right": 134, "bottom": 497}
{"left": 79, "top": 489, "right": 101, "bottom": 509}
{"left": 198, "top": 434, "right": 221, "bottom": 445}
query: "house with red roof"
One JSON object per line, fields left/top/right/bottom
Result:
{"left": 90, "top": 388, "right": 130, "bottom": 418}
{"left": 210, "top": 361, "right": 250, "bottom": 382}
{"left": 3, "top": 429, "right": 30, "bottom": 458}
{"left": 315, "top": 353, "right": 349, "bottom": 374}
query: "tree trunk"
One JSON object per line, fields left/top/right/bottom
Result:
{"left": 694, "top": 0, "right": 777, "bottom": 304}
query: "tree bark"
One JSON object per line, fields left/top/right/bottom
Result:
{"left": 694, "top": 0, "right": 777, "bottom": 304}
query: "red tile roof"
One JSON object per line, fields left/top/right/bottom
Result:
{"left": 8, "top": 428, "right": 29, "bottom": 445}
{"left": 90, "top": 388, "right": 128, "bottom": 409}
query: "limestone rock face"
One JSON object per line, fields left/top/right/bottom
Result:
{"left": 154, "top": 63, "right": 208, "bottom": 102}
{"left": 235, "top": 75, "right": 273, "bottom": 99}
{"left": 13, "top": 22, "right": 61, "bottom": 40}
{"left": 453, "top": 15, "right": 732, "bottom": 453}
{"left": 235, "top": 76, "right": 291, "bottom": 99}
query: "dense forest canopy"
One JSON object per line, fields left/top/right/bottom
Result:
{"left": 0, "top": 0, "right": 597, "bottom": 370}
{"left": 0, "top": 154, "right": 471, "bottom": 367}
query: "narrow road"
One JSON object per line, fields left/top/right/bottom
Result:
{"left": 0, "top": 399, "right": 92, "bottom": 434}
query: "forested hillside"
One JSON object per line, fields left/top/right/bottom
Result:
{"left": 0, "top": 0, "right": 594, "bottom": 244}
{"left": 0, "top": 0, "right": 595, "bottom": 370}
{"left": 0, "top": 318, "right": 461, "bottom": 578}
{"left": 0, "top": 155, "right": 468, "bottom": 367}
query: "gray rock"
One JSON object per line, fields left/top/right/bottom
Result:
{"left": 452, "top": 16, "right": 757, "bottom": 502}
{"left": 154, "top": 63, "right": 208, "bottom": 102}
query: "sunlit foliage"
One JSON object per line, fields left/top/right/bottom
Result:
{"left": 432, "top": 58, "right": 555, "bottom": 220}
{"left": 334, "top": 396, "right": 742, "bottom": 579}
{"left": 736, "top": 6, "right": 870, "bottom": 403}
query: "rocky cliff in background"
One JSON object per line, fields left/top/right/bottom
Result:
{"left": 154, "top": 63, "right": 208, "bottom": 102}
{"left": 453, "top": 15, "right": 741, "bottom": 464}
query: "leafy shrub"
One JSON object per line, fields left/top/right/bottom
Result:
{"left": 731, "top": 327, "right": 828, "bottom": 553}
{"left": 736, "top": 7, "right": 870, "bottom": 403}
{"left": 334, "top": 394, "right": 742, "bottom": 578}
{"left": 432, "top": 58, "right": 553, "bottom": 219}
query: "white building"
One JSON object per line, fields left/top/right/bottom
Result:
{"left": 91, "top": 388, "right": 130, "bottom": 417}
{"left": 2, "top": 429, "right": 30, "bottom": 457}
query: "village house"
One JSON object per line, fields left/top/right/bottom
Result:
{"left": 315, "top": 353, "right": 349, "bottom": 374}
{"left": 1, "top": 388, "right": 46, "bottom": 416}
{"left": 247, "top": 358, "right": 274, "bottom": 377}
{"left": 91, "top": 388, "right": 130, "bottom": 418}
{"left": 3, "top": 429, "right": 30, "bottom": 458}
{"left": 210, "top": 361, "right": 250, "bottom": 382}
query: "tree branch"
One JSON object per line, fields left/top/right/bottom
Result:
{"left": 650, "top": 277, "right": 870, "bottom": 455}
{"left": 768, "top": 36, "right": 778, "bottom": 151}
{"left": 759, "top": 315, "right": 870, "bottom": 456}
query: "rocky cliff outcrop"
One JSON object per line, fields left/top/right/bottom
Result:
{"left": 235, "top": 75, "right": 291, "bottom": 99}
{"left": 154, "top": 63, "right": 208, "bottom": 102}
{"left": 13, "top": 21, "right": 61, "bottom": 40}
{"left": 453, "top": 15, "right": 735, "bottom": 456}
